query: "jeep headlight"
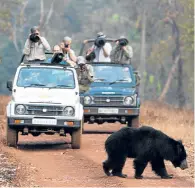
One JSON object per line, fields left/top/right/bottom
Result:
{"left": 84, "top": 96, "right": 92, "bottom": 105}
{"left": 15, "top": 104, "right": 26, "bottom": 115}
{"left": 124, "top": 97, "right": 133, "bottom": 105}
{"left": 124, "top": 94, "right": 137, "bottom": 106}
{"left": 63, "top": 106, "right": 75, "bottom": 116}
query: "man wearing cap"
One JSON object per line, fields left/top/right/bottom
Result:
{"left": 86, "top": 32, "right": 112, "bottom": 62}
{"left": 23, "top": 26, "right": 51, "bottom": 62}
{"left": 76, "top": 56, "right": 94, "bottom": 92}
{"left": 61, "top": 36, "right": 77, "bottom": 67}
{"left": 110, "top": 36, "right": 133, "bottom": 64}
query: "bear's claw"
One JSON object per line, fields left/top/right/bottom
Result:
{"left": 112, "top": 172, "right": 127, "bottom": 178}
{"left": 161, "top": 174, "right": 173, "bottom": 179}
{"left": 135, "top": 175, "right": 143, "bottom": 179}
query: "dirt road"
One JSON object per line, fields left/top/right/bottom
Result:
{"left": 2, "top": 123, "right": 194, "bottom": 187}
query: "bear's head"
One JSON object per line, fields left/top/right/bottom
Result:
{"left": 172, "top": 140, "right": 188, "bottom": 170}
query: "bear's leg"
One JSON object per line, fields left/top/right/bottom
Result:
{"left": 150, "top": 158, "right": 173, "bottom": 179}
{"left": 103, "top": 158, "right": 112, "bottom": 176}
{"left": 133, "top": 158, "right": 148, "bottom": 179}
{"left": 111, "top": 156, "right": 127, "bottom": 178}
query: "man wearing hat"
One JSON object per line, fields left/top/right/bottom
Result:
{"left": 23, "top": 26, "right": 51, "bottom": 62}
{"left": 76, "top": 56, "right": 94, "bottom": 92}
{"left": 61, "top": 36, "right": 77, "bottom": 67}
{"left": 110, "top": 36, "right": 133, "bottom": 64}
{"left": 86, "top": 32, "right": 112, "bottom": 62}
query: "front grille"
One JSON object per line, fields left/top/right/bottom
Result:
{"left": 26, "top": 105, "right": 64, "bottom": 116}
{"left": 93, "top": 96, "right": 124, "bottom": 106}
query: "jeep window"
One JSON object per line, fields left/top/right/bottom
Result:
{"left": 17, "top": 67, "right": 75, "bottom": 88}
{"left": 93, "top": 65, "right": 132, "bottom": 83}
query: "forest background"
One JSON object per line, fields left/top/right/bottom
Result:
{"left": 0, "top": 0, "right": 193, "bottom": 109}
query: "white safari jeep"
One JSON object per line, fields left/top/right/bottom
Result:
{"left": 6, "top": 61, "right": 83, "bottom": 149}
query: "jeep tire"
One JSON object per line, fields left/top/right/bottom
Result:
{"left": 127, "top": 116, "right": 139, "bottom": 128}
{"left": 6, "top": 123, "right": 18, "bottom": 147}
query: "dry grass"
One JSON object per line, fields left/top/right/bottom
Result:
{"left": 140, "top": 101, "right": 194, "bottom": 141}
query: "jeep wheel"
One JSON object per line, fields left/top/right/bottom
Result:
{"left": 127, "top": 116, "right": 140, "bottom": 128}
{"left": 71, "top": 128, "right": 82, "bottom": 149}
{"left": 6, "top": 124, "right": 18, "bottom": 147}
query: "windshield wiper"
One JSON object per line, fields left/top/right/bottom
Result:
{"left": 24, "top": 83, "right": 46, "bottom": 88}
{"left": 49, "top": 84, "right": 72, "bottom": 89}
{"left": 109, "top": 79, "right": 130, "bottom": 85}
{"left": 94, "top": 78, "right": 107, "bottom": 82}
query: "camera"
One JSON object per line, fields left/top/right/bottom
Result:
{"left": 94, "top": 37, "right": 106, "bottom": 48}
{"left": 118, "top": 38, "right": 128, "bottom": 47}
{"left": 51, "top": 53, "right": 64, "bottom": 64}
{"left": 86, "top": 51, "right": 96, "bottom": 61}
{"left": 65, "top": 44, "right": 69, "bottom": 48}
{"left": 29, "top": 33, "right": 40, "bottom": 43}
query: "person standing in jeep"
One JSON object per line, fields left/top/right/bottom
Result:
{"left": 61, "top": 36, "right": 77, "bottom": 67}
{"left": 23, "top": 26, "right": 51, "bottom": 62}
{"left": 111, "top": 36, "right": 133, "bottom": 64}
{"left": 86, "top": 32, "right": 112, "bottom": 62}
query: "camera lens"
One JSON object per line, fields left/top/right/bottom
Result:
{"left": 118, "top": 38, "right": 128, "bottom": 46}
{"left": 95, "top": 37, "right": 105, "bottom": 48}
{"left": 30, "top": 33, "right": 40, "bottom": 43}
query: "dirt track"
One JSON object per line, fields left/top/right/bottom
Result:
{"left": 0, "top": 97, "right": 194, "bottom": 187}
{"left": 2, "top": 123, "right": 194, "bottom": 187}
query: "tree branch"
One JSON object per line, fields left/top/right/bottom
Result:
{"left": 158, "top": 54, "right": 180, "bottom": 102}
{"left": 42, "top": 0, "right": 55, "bottom": 28}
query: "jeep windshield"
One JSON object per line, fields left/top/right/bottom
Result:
{"left": 92, "top": 64, "right": 132, "bottom": 83}
{"left": 17, "top": 67, "right": 75, "bottom": 89}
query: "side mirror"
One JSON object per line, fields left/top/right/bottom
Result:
{"left": 134, "top": 71, "right": 141, "bottom": 86}
{"left": 7, "top": 81, "right": 13, "bottom": 91}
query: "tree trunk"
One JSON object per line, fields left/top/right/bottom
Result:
{"left": 158, "top": 17, "right": 185, "bottom": 107}
{"left": 177, "top": 58, "right": 185, "bottom": 107}
{"left": 158, "top": 54, "right": 180, "bottom": 101}
{"left": 139, "top": 7, "right": 146, "bottom": 100}
{"left": 39, "top": 0, "right": 45, "bottom": 36}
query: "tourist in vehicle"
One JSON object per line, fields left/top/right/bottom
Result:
{"left": 23, "top": 26, "right": 51, "bottom": 62}
{"left": 47, "top": 45, "right": 68, "bottom": 65}
{"left": 86, "top": 32, "right": 112, "bottom": 62}
{"left": 110, "top": 36, "right": 133, "bottom": 64}
{"left": 76, "top": 56, "right": 94, "bottom": 92}
{"left": 61, "top": 36, "right": 77, "bottom": 67}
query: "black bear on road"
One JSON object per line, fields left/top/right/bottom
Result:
{"left": 103, "top": 126, "right": 188, "bottom": 179}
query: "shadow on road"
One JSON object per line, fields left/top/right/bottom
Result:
{"left": 82, "top": 130, "right": 115, "bottom": 134}
{"left": 17, "top": 140, "right": 71, "bottom": 151}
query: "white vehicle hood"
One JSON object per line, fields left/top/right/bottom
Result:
{"left": 13, "top": 88, "right": 78, "bottom": 105}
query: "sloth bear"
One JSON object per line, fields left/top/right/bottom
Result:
{"left": 103, "top": 126, "right": 188, "bottom": 179}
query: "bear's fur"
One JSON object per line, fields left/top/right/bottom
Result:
{"left": 103, "top": 126, "right": 188, "bottom": 179}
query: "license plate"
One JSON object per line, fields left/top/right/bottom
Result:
{"left": 98, "top": 108, "right": 118, "bottom": 114}
{"left": 32, "top": 118, "right": 57, "bottom": 125}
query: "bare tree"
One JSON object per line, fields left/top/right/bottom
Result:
{"left": 158, "top": 2, "right": 185, "bottom": 108}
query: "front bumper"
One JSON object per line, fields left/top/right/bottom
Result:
{"left": 83, "top": 107, "right": 139, "bottom": 116}
{"left": 7, "top": 117, "right": 81, "bottom": 128}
